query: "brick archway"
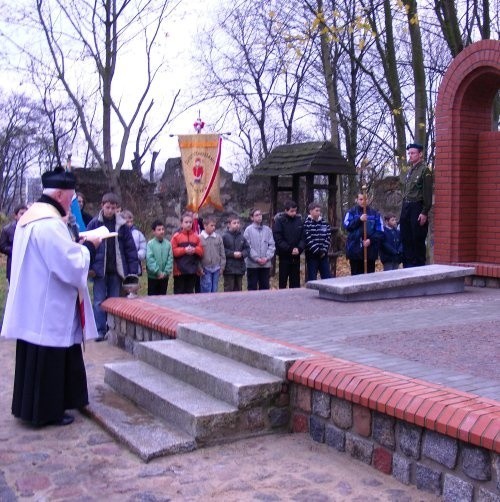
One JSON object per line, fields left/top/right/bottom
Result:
{"left": 434, "top": 40, "right": 500, "bottom": 282}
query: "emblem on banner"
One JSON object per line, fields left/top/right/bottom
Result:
{"left": 178, "top": 131, "right": 223, "bottom": 211}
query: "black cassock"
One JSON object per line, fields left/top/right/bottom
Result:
{"left": 12, "top": 340, "right": 88, "bottom": 426}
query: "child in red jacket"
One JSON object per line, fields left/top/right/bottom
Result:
{"left": 171, "top": 212, "right": 203, "bottom": 294}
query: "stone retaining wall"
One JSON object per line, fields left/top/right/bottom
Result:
{"left": 465, "top": 276, "right": 500, "bottom": 289}
{"left": 106, "top": 313, "right": 172, "bottom": 354}
{"left": 290, "top": 384, "right": 500, "bottom": 501}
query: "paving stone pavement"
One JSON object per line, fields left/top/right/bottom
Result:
{"left": 0, "top": 338, "right": 440, "bottom": 501}
{"left": 144, "top": 286, "right": 500, "bottom": 400}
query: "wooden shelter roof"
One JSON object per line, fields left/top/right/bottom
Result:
{"left": 252, "top": 141, "right": 355, "bottom": 177}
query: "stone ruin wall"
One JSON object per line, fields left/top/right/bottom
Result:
{"left": 74, "top": 162, "right": 408, "bottom": 243}
{"left": 74, "top": 160, "right": 271, "bottom": 238}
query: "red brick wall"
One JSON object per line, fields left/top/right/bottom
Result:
{"left": 434, "top": 40, "right": 500, "bottom": 276}
{"left": 477, "top": 132, "right": 500, "bottom": 263}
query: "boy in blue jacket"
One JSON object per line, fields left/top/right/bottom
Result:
{"left": 86, "top": 192, "right": 138, "bottom": 341}
{"left": 343, "top": 193, "right": 384, "bottom": 275}
{"left": 380, "top": 213, "right": 402, "bottom": 271}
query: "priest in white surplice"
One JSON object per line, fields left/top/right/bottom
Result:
{"left": 1, "top": 167, "right": 101, "bottom": 426}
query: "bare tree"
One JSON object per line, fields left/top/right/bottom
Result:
{"left": 0, "top": 94, "right": 44, "bottom": 212}
{"left": 197, "top": 0, "right": 319, "bottom": 173}
{"left": 32, "top": 71, "right": 82, "bottom": 171}
{"left": 2, "top": 0, "right": 182, "bottom": 194}
{"left": 131, "top": 89, "right": 181, "bottom": 176}
{"left": 403, "top": 0, "right": 427, "bottom": 145}
{"left": 434, "top": 0, "right": 464, "bottom": 56}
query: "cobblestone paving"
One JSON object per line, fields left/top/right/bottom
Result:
{"left": 0, "top": 339, "right": 439, "bottom": 501}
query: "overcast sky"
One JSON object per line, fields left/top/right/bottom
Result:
{"left": 0, "top": 0, "right": 238, "bottom": 177}
{"left": 130, "top": 0, "right": 237, "bottom": 176}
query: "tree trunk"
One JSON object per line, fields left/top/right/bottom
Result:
{"left": 149, "top": 151, "right": 160, "bottom": 183}
{"left": 383, "top": 0, "right": 407, "bottom": 168}
{"left": 316, "top": 0, "right": 340, "bottom": 147}
{"left": 433, "top": 0, "right": 463, "bottom": 57}
{"left": 404, "top": 0, "right": 427, "bottom": 145}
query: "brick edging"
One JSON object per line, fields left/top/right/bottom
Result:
{"left": 287, "top": 357, "right": 500, "bottom": 454}
{"left": 102, "top": 297, "right": 203, "bottom": 338}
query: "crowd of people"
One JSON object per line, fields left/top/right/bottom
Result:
{"left": 0, "top": 142, "right": 431, "bottom": 427}
{"left": 0, "top": 145, "right": 433, "bottom": 298}
{"left": 343, "top": 142, "right": 431, "bottom": 276}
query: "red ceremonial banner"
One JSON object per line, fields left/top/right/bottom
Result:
{"left": 178, "top": 134, "right": 223, "bottom": 211}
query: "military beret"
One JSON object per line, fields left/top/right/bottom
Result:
{"left": 406, "top": 143, "right": 424, "bottom": 151}
{"left": 41, "top": 167, "right": 77, "bottom": 190}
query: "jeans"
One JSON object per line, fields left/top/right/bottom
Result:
{"left": 92, "top": 273, "right": 122, "bottom": 335}
{"left": 305, "top": 253, "right": 331, "bottom": 282}
{"left": 200, "top": 268, "right": 220, "bottom": 293}
{"left": 383, "top": 261, "right": 400, "bottom": 271}
{"left": 349, "top": 259, "right": 376, "bottom": 275}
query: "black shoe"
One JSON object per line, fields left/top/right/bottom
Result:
{"left": 50, "top": 413, "right": 74, "bottom": 426}
{"left": 95, "top": 333, "right": 108, "bottom": 342}
{"left": 59, "top": 413, "right": 74, "bottom": 426}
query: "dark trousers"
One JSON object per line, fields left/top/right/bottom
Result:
{"left": 173, "top": 274, "right": 197, "bottom": 294}
{"left": 383, "top": 261, "right": 400, "bottom": 271}
{"left": 400, "top": 201, "right": 428, "bottom": 268}
{"left": 247, "top": 268, "right": 270, "bottom": 290}
{"left": 148, "top": 277, "right": 169, "bottom": 295}
{"left": 349, "top": 259, "right": 376, "bottom": 275}
{"left": 278, "top": 256, "right": 301, "bottom": 289}
{"left": 305, "top": 253, "right": 331, "bottom": 282}
{"left": 224, "top": 274, "right": 243, "bottom": 292}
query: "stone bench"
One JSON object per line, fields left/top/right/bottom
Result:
{"left": 306, "top": 264, "right": 475, "bottom": 302}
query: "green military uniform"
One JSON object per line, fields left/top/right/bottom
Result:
{"left": 400, "top": 159, "right": 433, "bottom": 267}
{"left": 401, "top": 161, "right": 433, "bottom": 214}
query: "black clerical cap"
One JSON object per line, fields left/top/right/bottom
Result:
{"left": 41, "top": 167, "right": 77, "bottom": 190}
{"left": 406, "top": 143, "right": 423, "bottom": 151}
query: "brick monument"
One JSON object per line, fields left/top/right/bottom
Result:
{"left": 434, "top": 40, "right": 500, "bottom": 286}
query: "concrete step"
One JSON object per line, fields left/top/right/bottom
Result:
{"left": 134, "top": 339, "right": 283, "bottom": 408}
{"left": 104, "top": 360, "right": 240, "bottom": 441}
{"left": 175, "top": 322, "right": 308, "bottom": 379}
{"left": 307, "top": 264, "right": 475, "bottom": 301}
{"left": 85, "top": 382, "right": 196, "bottom": 462}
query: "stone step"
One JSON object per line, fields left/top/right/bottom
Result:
{"left": 134, "top": 339, "right": 283, "bottom": 408}
{"left": 307, "top": 264, "right": 475, "bottom": 301}
{"left": 105, "top": 360, "right": 238, "bottom": 441}
{"left": 85, "top": 382, "right": 196, "bottom": 462}
{"left": 175, "top": 323, "right": 308, "bottom": 379}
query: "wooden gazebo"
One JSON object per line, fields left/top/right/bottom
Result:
{"left": 253, "top": 141, "right": 355, "bottom": 277}
{"left": 252, "top": 141, "right": 355, "bottom": 227}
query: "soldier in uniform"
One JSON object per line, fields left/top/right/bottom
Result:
{"left": 399, "top": 143, "right": 433, "bottom": 268}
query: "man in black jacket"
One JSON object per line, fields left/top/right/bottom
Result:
{"left": 273, "top": 200, "right": 304, "bottom": 289}
{"left": 0, "top": 204, "right": 28, "bottom": 282}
